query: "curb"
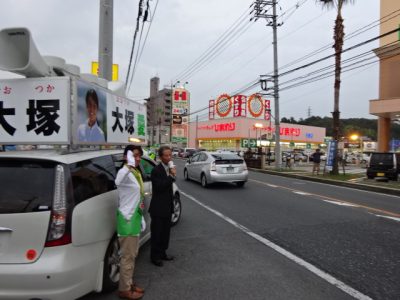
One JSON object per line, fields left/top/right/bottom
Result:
{"left": 249, "top": 168, "right": 400, "bottom": 197}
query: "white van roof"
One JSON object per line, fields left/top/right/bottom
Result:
{"left": 0, "top": 149, "right": 123, "bottom": 164}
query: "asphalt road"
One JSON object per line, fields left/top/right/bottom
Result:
{"left": 83, "top": 159, "right": 400, "bottom": 300}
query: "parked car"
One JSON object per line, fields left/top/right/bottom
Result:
{"left": 172, "top": 147, "right": 183, "bottom": 157}
{"left": 182, "top": 148, "right": 197, "bottom": 158}
{"left": 0, "top": 149, "right": 182, "bottom": 299}
{"left": 295, "top": 152, "right": 308, "bottom": 162}
{"left": 184, "top": 151, "right": 248, "bottom": 187}
{"left": 366, "top": 152, "right": 400, "bottom": 180}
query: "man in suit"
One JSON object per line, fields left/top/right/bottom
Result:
{"left": 149, "top": 146, "right": 176, "bottom": 267}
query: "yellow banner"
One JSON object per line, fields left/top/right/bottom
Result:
{"left": 91, "top": 62, "right": 119, "bottom": 81}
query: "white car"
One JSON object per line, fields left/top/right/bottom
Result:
{"left": 184, "top": 151, "right": 248, "bottom": 187}
{"left": 0, "top": 149, "right": 182, "bottom": 300}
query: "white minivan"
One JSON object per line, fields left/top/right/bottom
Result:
{"left": 0, "top": 149, "right": 182, "bottom": 300}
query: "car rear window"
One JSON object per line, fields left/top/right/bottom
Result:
{"left": 212, "top": 153, "right": 243, "bottom": 165}
{"left": 370, "top": 153, "right": 394, "bottom": 165}
{"left": 0, "top": 159, "right": 56, "bottom": 214}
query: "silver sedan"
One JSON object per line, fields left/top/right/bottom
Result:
{"left": 184, "top": 151, "right": 248, "bottom": 187}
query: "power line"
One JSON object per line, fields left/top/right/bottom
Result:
{"left": 127, "top": 14, "right": 146, "bottom": 91}
{"left": 180, "top": 18, "right": 256, "bottom": 80}
{"left": 172, "top": 6, "right": 253, "bottom": 81}
{"left": 127, "top": 0, "right": 160, "bottom": 94}
{"left": 279, "top": 40, "right": 399, "bottom": 88}
{"left": 277, "top": 27, "right": 400, "bottom": 78}
{"left": 189, "top": 20, "right": 399, "bottom": 123}
{"left": 125, "top": 0, "right": 145, "bottom": 85}
{"left": 279, "top": 45, "right": 400, "bottom": 92}
{"left": 280, "top": 63, "right": 378, "bottom": 108}
{"left": 278, "top": 8, "right": 400, "bottom": 72}
{"left": 182, "top": 21, "right": 254, "bottom": 81}
{"left": 197, "top": 10, "right": 326, "bottom": 100}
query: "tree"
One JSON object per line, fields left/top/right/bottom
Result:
{"left": 317, "top": 0, "right": 355, "bottom": 174}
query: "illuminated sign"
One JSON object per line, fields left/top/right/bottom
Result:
{"left": 174, "top": 89, "right": 188, "bottom": 101}
{"left": 198, "top": 122, "right": 236, "bottom": 132}
{"left": 234, "top": 95, "right": 246, "bottom": 117}
{"left": 210, "top": 93, "right": 271, "bottom": 120}
{"left": 247, "top": 94, "right": 263, "bottom": 118}
{"left": 280, "top": 127, "right": 301, "bottom": 136}
{"left": 306, "top": 133, "right": 314, "bottom": 138}
{"left": 172, "top": 88, "right": 190, "bottom": 145}
{"left": 215, "top": 94, "right": 232, "bottom": 118}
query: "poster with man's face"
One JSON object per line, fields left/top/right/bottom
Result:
{"left": 76, "top": 81, "right": 107, "bottom": 143}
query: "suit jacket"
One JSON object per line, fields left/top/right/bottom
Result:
{"left": 149, "top": 163, "right": 174, "bottom": 218}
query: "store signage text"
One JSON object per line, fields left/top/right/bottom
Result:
{"left": 252, "top": 125, "right": 301, "bottom": 137}
{"left": 198, "top": 122, "right": 236, "bottom": 132}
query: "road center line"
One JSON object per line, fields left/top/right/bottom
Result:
{"left": 293, "top": 191, "right": 311, "bottom": 195}
{"left": 375, "top": 215, "right": 400, "bottom": 222}
{"left": 181, "top": 191, "right": 372, "bottom": 300}
{"left": 323, "top": 200, "right": 358, "bottom": 207}
{"left": 249, "top": 179, "right": 400, "bottom": 218}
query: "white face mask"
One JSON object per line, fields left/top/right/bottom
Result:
{"left": 127, "top": 150, "right": 136, "bottom": 167}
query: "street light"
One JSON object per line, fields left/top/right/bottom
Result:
{"left": 350, "top": 134, "right": 363, "bottom": 164}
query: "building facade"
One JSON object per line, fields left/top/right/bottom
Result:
{"left": 188, "top": 117, "right": 326, "bottom": 151}
{"left": 146, "top": 77, "right": 172, "bottom": 145}
{"left": 369, "top": 0, "right": 400, "bottom": 151}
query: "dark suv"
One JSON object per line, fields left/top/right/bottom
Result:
{"left": 366, "top": 152, "right": 400, "bottom": 180}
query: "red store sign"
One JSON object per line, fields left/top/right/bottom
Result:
{"left": 198, "top": 122, "right": 236, "bottom": 132}
{"left": 253, "top": 125, "right": 301, "bottom": 137}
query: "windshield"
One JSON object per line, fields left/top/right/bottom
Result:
{"left": 370, "top": 153, "right": 394, "bottom": 165}
{"left": 212, "top": 153, "right": 243, "bottom": 165}
{"left": 0, "top": 159, "right": 56, "bottom": 214}
{"left": 212, "top": 153, "right": 241, "bottom": 160}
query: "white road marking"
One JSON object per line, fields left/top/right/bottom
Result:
{"left": 293, "top": 191, "right": 311, "bottom": 196}
{"left": 181, "top": 191, "right": 373, "bottom": 300}
{"left": 267, "top": 184, "right": 278, "bottom": 188}
{"left": 323, "top": 200, "right": 358, "bottom": 207}
{"left": 375, "top": 215, "right": 400, "bottom": 222}
{"left": 250, "top": 178, "right": 400, "bottom": 219}
{"left": 249, "top": 173, "right": 400, "bottom": 199}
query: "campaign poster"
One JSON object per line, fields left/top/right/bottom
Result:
{"left": 106, "top": 94, "right": 147, "bottom": 144}
{"left": 75, "top": 80, "right": 107, "bottom": 143}
{"left": 0, "top": 77, "right": 70, "bottom": 144}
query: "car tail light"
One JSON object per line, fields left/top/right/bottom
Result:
{"left": 211, "top": 161, "right": 216, "bottom": 171}
{"left": 45, "top": 165, "right": 71, "bottom": 247}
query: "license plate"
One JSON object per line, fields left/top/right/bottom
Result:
{"left": 377, "top": 173, "right": 385, "bottom": 177}
{"left": 0, "top": 231, "right": 11, "bottom": 254}
{"left": 226, "top": 167, "right": 234, "bottom": 173}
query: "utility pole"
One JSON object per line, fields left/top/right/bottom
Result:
{"left": 98, "top": 0, "right": 113, "bottom": 81}
{"left": 308, "top": 106, "right": 312, "bottom": 118}
{"left": 195, "top": 115, "right": 199, "bottom": 149}
{"left": 158, "top": 118, "right": 161, "bottom": 145}
{"left": 252, "top": 0, "right": 281, "bottom": 169}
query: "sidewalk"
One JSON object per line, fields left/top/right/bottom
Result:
{"left": 264, "top": 161, "right": 366, "bottom": 176}
{"left": 253, "top": 161, "right": 400, "bottom": 196}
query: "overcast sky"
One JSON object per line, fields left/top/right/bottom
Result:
{"left": 0, "top": 0, "right": 380, "bottom": 121}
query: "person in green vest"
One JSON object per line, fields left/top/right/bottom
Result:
{"left": 115, "top": 145, "right": 146, "bottom": 300}
{"left": 149, "top": 150, "right": 156, "bottom": 161}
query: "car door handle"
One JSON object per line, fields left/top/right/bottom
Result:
{"left": 0, "top": 227, "right": 13, "bottom": 233}
{"left": 144, "top": 192, "right": 152, "bottom": 196}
